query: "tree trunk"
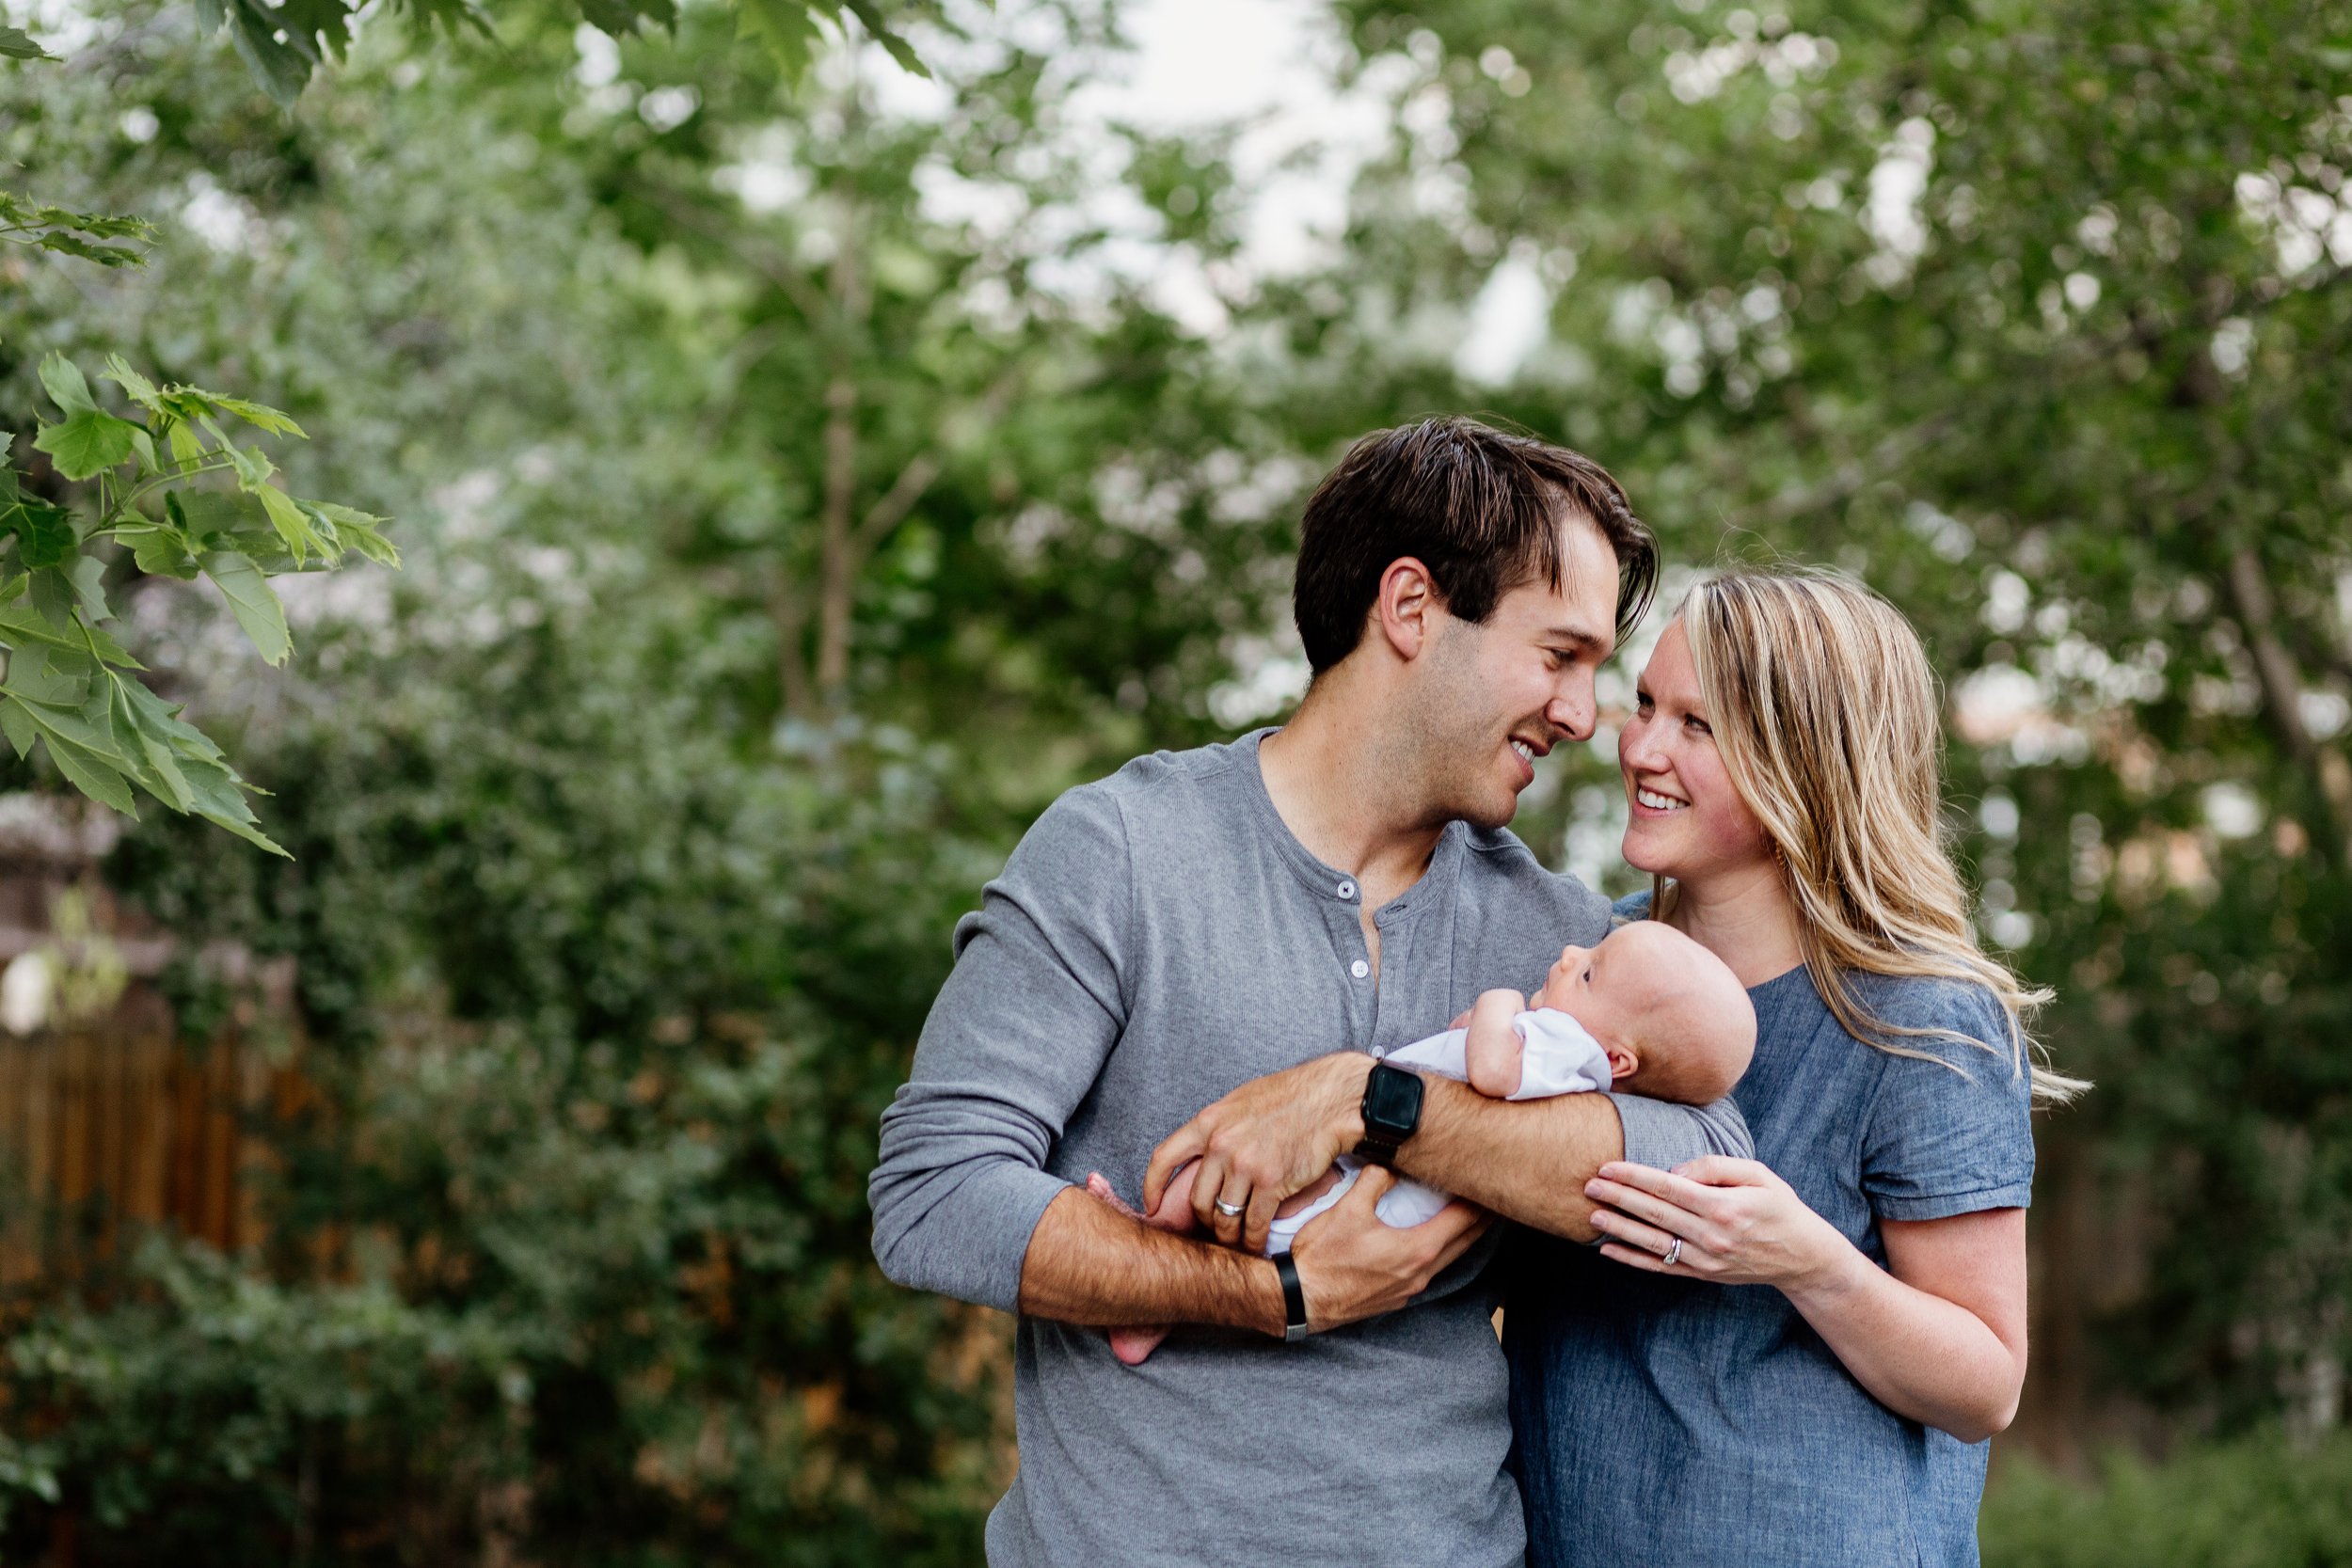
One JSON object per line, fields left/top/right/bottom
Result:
{"left": 815, "top": 373, "right": 859, "bottom": 699}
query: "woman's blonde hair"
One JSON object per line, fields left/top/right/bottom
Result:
{"left": 1656, "top": 565, "right": 2087, "bottom": 1104}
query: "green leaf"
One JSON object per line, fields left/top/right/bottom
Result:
{"left": 225, "top": 441, "right": 276, "bottom": 491}
{"left": 26, "top": 566, "right": 79, "bottom": 630}
{"left": 31, "top": 231, "right": 147, "bottom": 268}
{"left": 309, "top": 501, "right": 401, "bottom": 566}
{"left": 0, "top": 24, "right": 55, "bottom": 59}
{"left": 177, "top": 754, "right": 287, "bottom": 855}
{"left": 0, "top": 700, "right": 30, "bottom": 761}
{"left": 200, "top": 551, "right": 291, "bottom": 664}
{"left": 65, "top": 555, "right": 110, "bottom": 624}
{"left": 39, "top": 730, "right": 139, "bottom": 817}
{"left": 5, "top": 689, "right": 135, "bottom": 771}
{"left": 221, "top": 0, "right": 321, "bottom": 107}
{"left": 737, "top": 0, "right": 826, "bottom": 78}
{"left": 32, "top": 409, "right": 141, "bottom": 481}
{"left": 36, "top": 355, "right": 95, "bottom": 416}
{"left": 100, "top": 357, "right": 165, "bottom": 413}
{"left": 1, "top": 645, "right": 83, "bottom": 709}
{"left": 109, "top": 675, "right": 193, "bottom": 813}
{"left": 256, "top": 483, "right": 326, "bottom": 564}
{"left": 112, "top": 673, "right": 287, "bottom": 852}
{"left": 170, "top": 490, "right": 283, "bottom": 561}
{"left": 164, "top": 419, "right": 205, "bottom": 468}
{"left": 0, "top": 601, "right": 140, "bottom": 668}
{"left": 212, "top": 396, "right": 305, "bottom": 437}
{"left": 122, "top": 524, "right": 203, "bottom": 581}
{"left": 842, "top": 1, "right": 929, "bottom": 78}
{"left": 3, "top": 498, "right": 78, "bottom": 570}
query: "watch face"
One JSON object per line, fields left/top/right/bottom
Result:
{"left": 1364, "top": 1064, "right": 1424, "bottom": 1134}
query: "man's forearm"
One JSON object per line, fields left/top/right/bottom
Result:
{"left": 1393, "top": 1079, "right": 1624, "bottom": 1242}
{"left": 1016, "top": 1187, "right": 1287, "bottom": 1335}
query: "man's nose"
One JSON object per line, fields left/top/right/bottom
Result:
{"left": 1546, "top": 676, "right": 1597, "bottom": 742}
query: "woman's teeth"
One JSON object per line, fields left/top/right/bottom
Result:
{"left": 1636, "top": 786, "right": 1687, "bottom": 811}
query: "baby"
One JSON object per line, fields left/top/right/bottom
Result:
{"left": 1089, "top": 919, "right": 1756, "bottom": 1365}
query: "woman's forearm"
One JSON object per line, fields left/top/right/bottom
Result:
{"left": 1782, "top": 1244, "right": 2025, "bottom": 1443}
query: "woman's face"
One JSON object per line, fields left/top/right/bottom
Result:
{"left": 1619, "top": 618, "right": 1777, "bottom": 885}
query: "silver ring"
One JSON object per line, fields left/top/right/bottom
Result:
{"left": 1661, "top": 1236, "right": 1683, "bottom": 1268}
{"left": 1215, "top": 1199, "right": 1246, "bottom": 1217}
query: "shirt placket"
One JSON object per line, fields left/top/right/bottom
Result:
{"left": 1365, "top": 896, "right": 1415, "bottom": 1055}
{"left": 1326, "top": 874, "right": 1377, "bottom": 1050}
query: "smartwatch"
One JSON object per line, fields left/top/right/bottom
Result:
{"left": 1354, "top": 1061, "right": 1424, "bottom": 1166}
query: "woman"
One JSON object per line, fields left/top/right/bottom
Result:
{"left": 1506, "top": 566, "right": 2085, "bottom": 1567}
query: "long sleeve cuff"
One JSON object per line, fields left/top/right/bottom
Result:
{"left": 870, "top": 1155, "right": 1070, "bottom": 1314}
{"left": 1607, "top": 1090, "right": 1754, "bottom": 1171}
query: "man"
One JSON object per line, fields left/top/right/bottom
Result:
{"left": 868, "top": 416, "right": 1752, "bottom": 1568}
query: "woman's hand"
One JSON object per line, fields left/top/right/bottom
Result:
{"left": 1145, "top": 1052, "right": 1375, "bottom": 1253}
{"left": 1583, "top": 1155, "right": 1860, "bottom": 1294}
{"left": 1590, "top": 1156, "right": 2032, "bottom": 1441}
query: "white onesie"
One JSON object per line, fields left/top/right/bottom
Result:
{"left": 1261, "top": 1008, "right": 1612, "bottom": 1256}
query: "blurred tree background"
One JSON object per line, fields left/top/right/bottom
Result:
{"left": 1, "top": 0, "right": 2347, "bottom": 1562}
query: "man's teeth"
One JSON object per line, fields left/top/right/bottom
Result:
{"left": 1636, "top": 787, "right": 1687, "bottom": 811}
{"left": 1511, "top": 740, "right": 1534, "bottom": 764}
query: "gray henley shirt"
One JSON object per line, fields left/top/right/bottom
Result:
{"left": 869, "top": 730, "right": 1753, "bottom": 1568}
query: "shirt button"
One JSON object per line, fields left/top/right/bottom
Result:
{"left": 1337, "top": 879, "right": 1356, "bottom": 899}
{"left": 1350, "top": 959, "right": 1370, "bottom": 979}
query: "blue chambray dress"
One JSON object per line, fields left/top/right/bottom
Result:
{"left": 1504, "top": 895, "right": 2035, "bottom": 1568}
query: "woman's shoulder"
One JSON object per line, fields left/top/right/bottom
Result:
{"left": 1839, "top": 972, "right": 2030, "bottom": 1117}
{"left": 1840, "top": 971, "right": 2011, "bottom": 1052}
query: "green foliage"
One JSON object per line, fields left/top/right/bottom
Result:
{"left": 1980, "top": 1431, "right": 2352, "bottom": 1568}
{"left": 0, "top": 191, "right": 153, "bottom": 269}
{"left": 4, "top": 8, "right": 396, "bottom": 849}
{"left": 5, "top": 0, "right": 945, "bottom": 109}
{"left": 0, "top": 354, "right": 396, "bottom": 851}
{"left": 0, "top": 1236, "right": 529, "bottom": 1556}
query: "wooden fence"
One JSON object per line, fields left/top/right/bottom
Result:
{"left": 0, "top": 798, "right": 303, "bottom": 1289}
{"left": 0, "top": 996, "right": 294, "bottom": 1288}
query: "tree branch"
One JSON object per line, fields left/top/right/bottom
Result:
{"left": 2225, "top": 544, "right": 2352, "bottom": 863}
{"left": 848, "top": 365, "right": 1025, "bottom": 560}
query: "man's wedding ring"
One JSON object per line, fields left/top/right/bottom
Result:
{"left": 1661, "top": 1237, "right": 1683, "bottom": 1268}
{"left": 1216, "top": 1198, "right": 1247, "bottom": 1217}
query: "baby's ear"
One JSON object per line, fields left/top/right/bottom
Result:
{"left": 1603, "top": 1040, "right": 1640, "bottom": 1084}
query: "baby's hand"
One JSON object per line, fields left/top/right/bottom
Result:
{"left": 1464, "top": 989, "right": 1530, "bottom": 1099}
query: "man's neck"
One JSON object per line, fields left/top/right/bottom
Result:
{"left": 1661, "top": 862, "right": 1806, "bottom": 988}
{"left": 1258, "top": 681, "right": 1448, "bottom": 895}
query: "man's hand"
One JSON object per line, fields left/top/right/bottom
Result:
{"left": 1290, "top": 1165, "right": 1491, "bottom": 1330}
{"left": 1145, "top": 1052, "right": 1376, "bottom": 1253}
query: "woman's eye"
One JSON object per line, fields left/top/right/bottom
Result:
{"left": 1686, "top": 716, "right": 1711, "bottom": 736}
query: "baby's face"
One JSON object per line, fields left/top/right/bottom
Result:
{"left": 1531, "top": 925, "right": 1677, "bottom": 1045}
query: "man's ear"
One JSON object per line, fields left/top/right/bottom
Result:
{"left": 1373, "top": 557, "right": 1440, "bottom": 661}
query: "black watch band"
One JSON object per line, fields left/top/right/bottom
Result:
{"left": 1354, "top": 1061, "right": 1424, "bottom": 1166}
{"left": 1275, "top": 1252, "right": 1310, "bottom": 1342}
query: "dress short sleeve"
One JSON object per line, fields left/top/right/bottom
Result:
{"left": 1856, "top": 979, "right": 2036, "bottom": 1223}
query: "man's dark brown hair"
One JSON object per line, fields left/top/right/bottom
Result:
{"left": 1292, "top": 416, "right": 1658, "bottom": 673}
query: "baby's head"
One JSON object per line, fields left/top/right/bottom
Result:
{"left": 1532, "top": 921, "right": 1756, "bottom": 1103}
